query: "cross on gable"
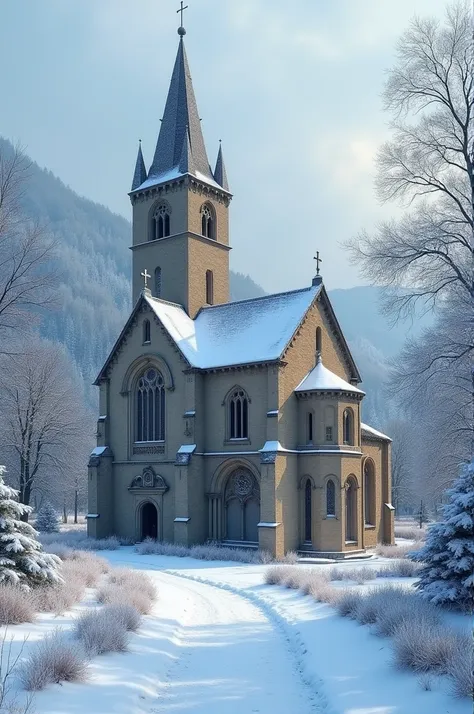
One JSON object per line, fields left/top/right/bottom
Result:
{"left": 141, "top": 269, "right": 151, "bottom": 288}
{"left": 313, "top": 251, "right": 323, "bottom": 276}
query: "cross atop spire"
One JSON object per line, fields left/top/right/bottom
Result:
{"left": 313, "top": 251, "right": 323, "bottom": 276}
{"left": 177, "top": 1, "right": 188, "bottom": 35}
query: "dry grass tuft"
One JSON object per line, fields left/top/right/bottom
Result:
{"left": 20, "top": 631, "right": 87, "bottom": 691}
{"left": 0, "top": 587, "right": 35, "bottom": 626}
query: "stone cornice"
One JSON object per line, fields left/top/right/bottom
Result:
{"left": 130, "top": 231, "right": 231, "bottom": 252}
{"left": 129, "top": 173, "right": 232, "bottom": 207}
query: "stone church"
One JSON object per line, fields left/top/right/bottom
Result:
{"left": 88, "top": 23, "right": 394, "bottom": 558}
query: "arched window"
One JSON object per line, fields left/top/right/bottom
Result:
{"left": 151, "top": 204, "right": 171, "bottom": 241}
{"left": 201, "top": 203, "right": 215, "bottom": 239}
{"left": 316, "top": 327, "right": 322, "bottom": 356}
{"left": 345, "top": 477, "right": 357, "bottom": 541}
{"left": 364, "top": 460, "right": 375, "bottom": 525}
{"left": 326, "top": 479, "right": 336, "bottom": 517}
{"left": 307, "top": 412, "right": 313, "bottom": 444}
{"left": 229, "top": 388, "right": 249, "bottom": 439}
{"left": 142, "top": 319, "right": 151, "bottom": 344}
{"left": 155, "top": 267, "right": 162, "bottom": 298}
{"left": 343, "top": 409, "right": 354, "bottom": 445}
{"left": 304, "top": 479, "right": 312, "bottom": 541}
{"left": 206, "top": 270, "right": 214, "bottom": 305}
{"left": 136, "top": 367, "right": 165, "bottom": 442}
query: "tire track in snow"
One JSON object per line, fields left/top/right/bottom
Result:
{"left": 161, "top": 569, "right": 332, "bottom": 713}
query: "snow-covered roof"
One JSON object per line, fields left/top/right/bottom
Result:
{"left": 145, "top": 285, "right": 321, "bottom": 370}
{"left": 361, "top": 423, "right": 392, "bottom": 442}
{"left": 295, "top": 357, "right": 365, "bottom": 395}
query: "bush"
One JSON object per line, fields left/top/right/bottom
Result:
{"left": 448, "top": 646, "right": 474, "bottom": 698}
{"left": 334, "top": 589, "right": 363, "bottom": 618}
{"left": 33, "top": 577, "right": 84, "bottom": 615}
{"left": 265, "top": 566, "right": 285, "bottom": 585}
{"left": 330, "top": 565, "right": 377, "bottom": 584}
{"left": 375, "top": 591, "right": 441, "bottom": 637}
{"left": 98, "top": 569, "right": 157, "bottom": 615}
{"left": 393, "top": 620, "right": 468, "bottom": 673}
{"left": 35, "top": 503, "right": 60, "bottom": 534}
{"left": 353, "top": 586, "right": 403, "bottom": 625}
{"left": 39, "top": 531, "right": 120, "bottom": 551}
{"left": 74, "top": 608, "right": 130, "bottom": 656}
{"left": 377, "top": 559, "right": 422, "bottom": 578}
{"left": 21, "top": 630, "right": 87, "bottom": 690}
{"left": 376, "top": 544, "right": 414, "bottom": 559}
{"left": 300, "top": 572, "right": 335, "bottom": 603}
{"left": 105, "top": 603, "right": 141, "bottom": 632}
{"left": 394, "top": 525, "right": 426, "bottom": 541}
{"left": 0, "top": 586, "right": 35, "bottom": 625}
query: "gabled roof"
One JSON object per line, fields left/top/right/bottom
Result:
{"left": 317, "top": 286, "right": 362, "bottom": 383}
{"left": 295, "top": 356, "right": 365, "bottom": 395}
{"left": 361, "top": 423, "right": 392, "bottom": 442}
{"left": 138, "top": 37, "right": 218, "bottom": 193}
{"left": 145, "top": 285, "right": 322, "bottom": 370}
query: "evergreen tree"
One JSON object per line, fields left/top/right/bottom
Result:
{"left": 35, "top": 502, "right": 60, "bottom": 533}
{"left": 0, "top": 465, "right": 61, "bottom": 588}
{"left": 409, "top": 461, "right": 474, "bottom": 611}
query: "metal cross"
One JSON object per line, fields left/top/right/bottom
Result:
{"left": 177, "top": 1, "right": 188, "bottom": 27}
{"left": 313, "top": 251, "right": 323, "bottom": 275}
{"left": 141, "top": 269, "right": 151, "bottom": 288}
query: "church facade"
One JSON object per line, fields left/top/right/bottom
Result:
{"left": 88, "top": 26, "right": 394, "bottom": 558}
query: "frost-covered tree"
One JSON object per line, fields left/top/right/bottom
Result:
{"left": 0, "top": 465, "right": 60, "bottom": 588}
{"left": 35, "top": 502, "right": 59, "bottom": 533}
{"left": 409, "top": 461, "right": 474, "bottom": 611}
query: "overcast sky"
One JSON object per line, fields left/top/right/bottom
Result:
{"left": 0, "top": 0, "right": 448, "bottom": 293}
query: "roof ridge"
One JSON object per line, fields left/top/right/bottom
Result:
{"left": 197, "top": 284, "right": 318, "bottom": 313}
{"left": 146, "top": 294, "right": 186, "bottom": 310}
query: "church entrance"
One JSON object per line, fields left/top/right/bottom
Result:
{"left": 224, "top": 468, "right": 260, "bottom": 544}
{"left": 141, "top": 502, "right": 158, "bottom": 540}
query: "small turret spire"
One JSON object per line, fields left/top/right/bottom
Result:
{"left": 214, "top": 141, "right": 229, "bottom": 192}
{"left": 131, "top": 140, "right": 147, "bottom": 191}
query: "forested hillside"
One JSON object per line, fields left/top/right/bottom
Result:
{"left": 2, "top": 137, "right": 421, "bottom": 423}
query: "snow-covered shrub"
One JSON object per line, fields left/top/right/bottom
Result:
{"left": 34, "top": 503, "right": 60, "bottom": 534}
{"left": 353, "top": 586, "right": 404, "bottom": 625}
{"left": 334, "top": 589, "right": 363, "bottom": 617}
{"left": 63, "top": 551, "right": 109, "bottom": 587}
{"left": 74, "top": 607, "right": 130, "bottom": 656}
{"left": 38, "top": 531, "right": 120, "bottom": 551}
{"left": 0, "top": 466, "right": 61, "bottom": 588}
{"left": 105, "top": 603, "right": 141, "bottom": 632}
{"left": 21, "top": 630, "right": 87, "bottom": 690}
{"left": 409, "top": 460, "right": 474, "bottom": 611}
{"left": 375, "top": 543, "right": 414, "bottom": 559}
{"left": 330, "top": 565, "right": 377, "bottom": 584}
{"left": 448, "top": 645, "right": 474, "bottom": 698}
{"left": 374, "top": 591, "right": 441, "bottom": 637}
{"left": 41, "top": 542, "right": 73, "bottom": 560}
{"left": 377, "top": 559, "right": 422, "bottom": 578}
{"left": 106, "top": 568, "right": 156, "bottom": 601}
{"left": 300, "top": 572, "right": 335, "bottom": 603}
{"left": 135, "top": 539, "right": 190, "bottom": 557}
{"left": 278, "top": 550, "right": 299, "bottom": 564}
{"left": 0, "top": 585, "right": 35, "bottom": 625}
{"left": 265, "top": 566, "right": 285, "bottom": 585}
{"left": 98, "top": 568, "right": 157, "bottom": 615}
{"left": 282, "top": 566, "right": 307, "bottom": 590}
{"left": 393, "top": 620, "right": 468, "bottom": 673}
{"left": 394, "top": 525, "right": 426, "bottom": 541}
{"left": 33, "top": 552, "right": 107, "bottom": 614}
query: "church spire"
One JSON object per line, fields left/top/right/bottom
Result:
{"left": 147, "top": 34, "right": 214, "bottom": 186}
{"left": 131, "top": 140, "right": 147, "bottom": 191}
{"left": 213, "top": 141, "right": 229, "bottom": 192}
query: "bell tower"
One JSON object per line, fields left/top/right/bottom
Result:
{"left": 129, "top": 19, "right": 232, "bottom": 318}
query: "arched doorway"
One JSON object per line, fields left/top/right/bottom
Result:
{"left": 304, "top": 479, "right": 312, "bottom": 542}
{"left": 345, "top": 478, "right": 357, "bottom": 542}
{"left": 224, "top": 468, "right": 260, "bottom": 543}
{"left": 141, "top": 502, "right": 158, "bottom": 540}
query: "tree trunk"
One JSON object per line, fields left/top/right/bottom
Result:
{"left": 63, "top": 500, "right": 67, "bottom": 524}
{"left": 74, "top": 489, "right": 78, "bottom": 524}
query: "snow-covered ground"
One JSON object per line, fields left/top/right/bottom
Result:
{"left": 5, "top": 548, "right": 472, "bottom": 714}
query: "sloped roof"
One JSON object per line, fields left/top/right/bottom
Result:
{"left": 131, "top": 141, "right": 147, "bottom": 191}
{"left": 361, "top": 423, "right": 392, "bottom": 442}
{"left": 145, "top": 285, "right": 321, "bottom": 370}
{"left": 295, "top": 356, "right": 365, "bottom": 395}
{"left": 136, "top": 37, "right": 220, "bottom": 193}
{"left": 214, "top": 143, "right": 229, "bottom": 192}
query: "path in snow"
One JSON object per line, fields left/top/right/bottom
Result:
{"left": 149, "top": 571, "right": 317, "bottom": 713}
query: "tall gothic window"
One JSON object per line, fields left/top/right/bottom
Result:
{"left": 142, "top": 319, "right": 151, "bottom": 344}
{"left": 136, "top": 368, "right": 165, "bottom": 442}
{"left": 307, "top": 412, "right": 313, "bottom": 444}
{"left": 201, "top": 203, "right": 215, "bottom": 239}
{"left": 326, "top": 479, "right": 336, "bottom": 517}
{"left": 155, "top": 267, "right": 162, "bottom": 297}
{"left": 316, "top": 326, "right": 322, "bottom": 356}
{"left": 343, "top": 409, "right": 354, "bottom": 445}
{"left": 364, "top": 460, "right": 375, "bottom": 525}
{"left": 229, "top": 388, "right": 249, "bottom": 439}
{"left": 206, "top": 270, "right": 214, "bottom": 305}
{"left": 152, "top": 204, "right": 171, "bottom": 241}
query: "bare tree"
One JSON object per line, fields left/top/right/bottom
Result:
{"left": 347, "top": 2, "right": 473, "bottom": 324}
{"left": 0, "top": 144, "right": 55, "bottom": 342}
{"left": 0, "top": 336, "right": 93, "bottom": 518}
{"left": 386, "top": 419, "right": 416, "bottom": 512}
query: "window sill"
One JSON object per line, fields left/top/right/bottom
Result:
{"left": 226, "top": 438, "right": 251, "bottom": 445}
{"left": 345, "top": 540, "right": 358, "bottom": 545}
{"left": 364, "top": 524, "right": 376, "bottom": 529}
{"left": 142, "top": 341, "right": 151, "bottom": 346}
{"left": 325, "top": 514, "right": 337, "bottom": 519}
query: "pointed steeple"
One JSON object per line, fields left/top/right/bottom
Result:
{"left": 213, "top": 141, "right": 229, "bottom": 192}
{"left": 131, "top": 140, "right": 147, "bottom": 191}
{"left": 148, "top": 36, "right": 214, "bottom": 186}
